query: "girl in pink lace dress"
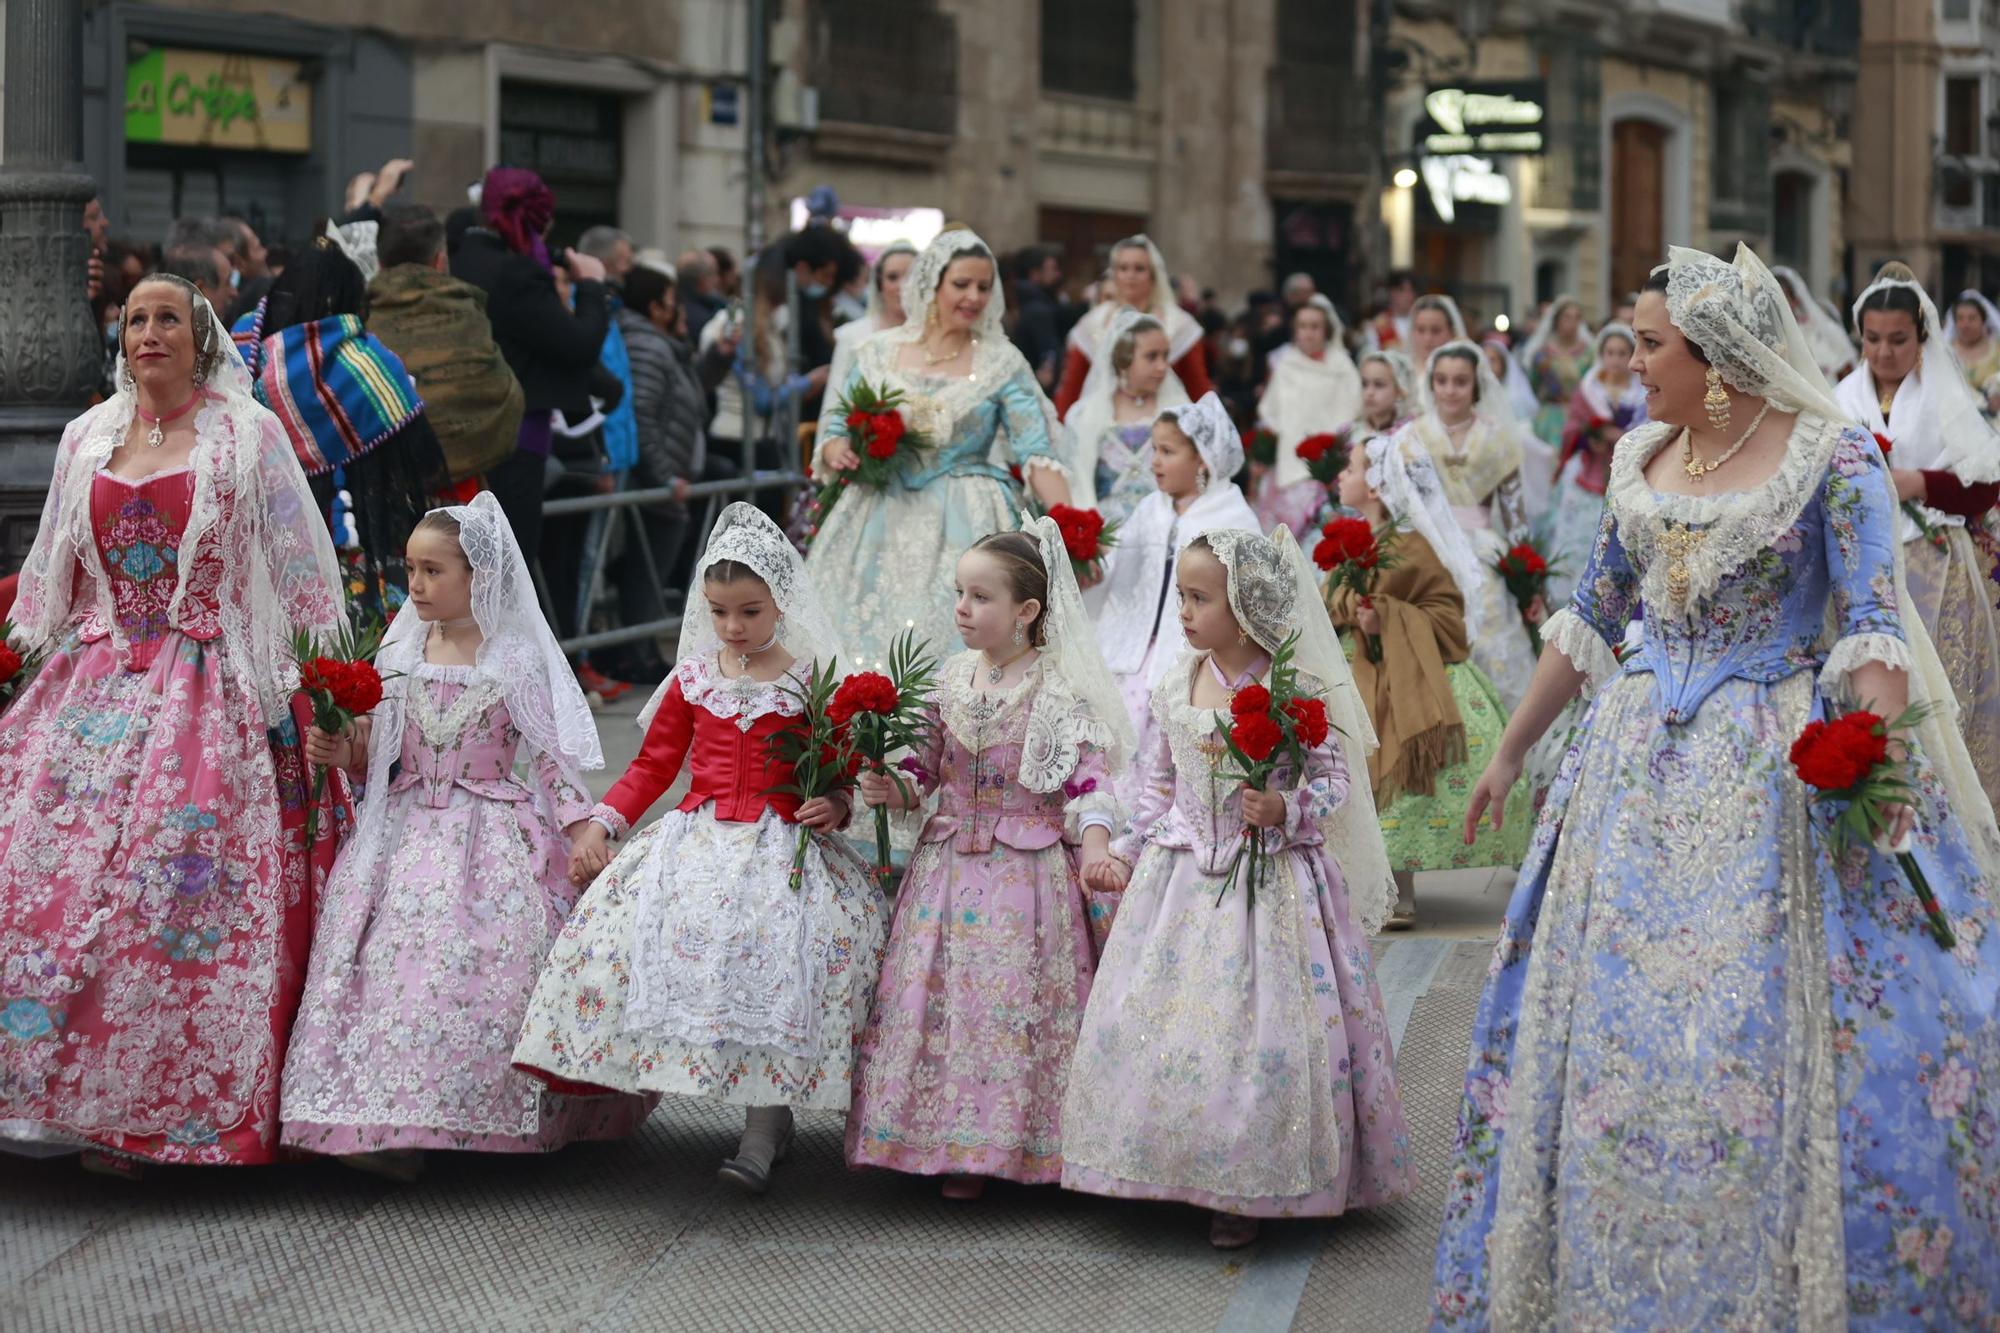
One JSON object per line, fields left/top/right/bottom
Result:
{"left": 845, "top": 523, "right": 1132, "bottom": 1198}
{"left": 0, "top": 276, "right": 347, "bottom": 1169}
{"left": 279, "top": 495, "right": 652, "bottom": 1176}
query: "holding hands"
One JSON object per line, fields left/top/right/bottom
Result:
{"left": 569, "top": 822, "right": 613, "bottom": 887}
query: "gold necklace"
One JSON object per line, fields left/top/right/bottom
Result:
{"left": 923, "top": 333, "right": 973, "bottom": 367}
{"left": 1680, "top": 400, "right": 1774, "bottom": 480}
{"left": 1878, "top": 382, "right": 1896, "bottom": 420}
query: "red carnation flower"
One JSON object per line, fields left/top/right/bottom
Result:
{"left": 1504, "top": 543, "right": 1548, "bottom": 577}
{"left": 1048, "top": 503, "right": 1107, "bottom": 562}
{"left": 1789, "top": 712, "right": 1888, "bottom": 792}
{"left": 845, "top": 409, "right": 872, "bottom": 438}
{"left": 1873, "top": 431, "right": 1893, "bottom": 457}
{"left": 829, "top": 671, "right": 901, "bottom": 728}
{"left": 870, "top": 410, "right": 907, "bottom": 452}
{"left": 864, "top": 430, "right": 900, "bottom": 460}
{"left": 1313, "top": 516, "right": 1378, "bottom": 572}
{"left": 1284, "top": 695, "right": 1331, "bottom": 749}
{"left": 1230, "top": 712, "right": 1284, "bottom": 763}
{"left": 1229, "top": 684, "right": 1273, "bottom": 718}
{"left": 0, "top": 644, "right": 21, "bottom": 684}
{"left": 1296, "top": 433, "right": 1338, "bottom": 463}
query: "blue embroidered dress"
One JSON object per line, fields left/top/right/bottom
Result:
{"left": 805, "top": 335, "right": 1065, "bottom": 672}
{"left": 1431, "top": 416, "right": 2000, "bottom": 1329}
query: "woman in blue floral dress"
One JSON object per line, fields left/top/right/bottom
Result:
{"left": 1432, "top": 245, "right": 2000, "bottom": 1329}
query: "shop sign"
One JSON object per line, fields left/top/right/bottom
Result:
{"left": 1421, "top": 155, "right": 1511, "bottom": 226}
{"left": 1421, "top": 81, "right": 1545, "bottom": 156}
{"left": 124, "top": 47, "right": 312, "bottom": 154}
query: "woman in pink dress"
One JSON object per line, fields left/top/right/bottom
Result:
{"left": 279, "top": 493, "right": 652, "bottom": 1177}
{"left": 0, "top": 275, "right": 347, "bottom": 1169}
{"left": 845, "top": 521, "right": 1131, "bottom": 1198}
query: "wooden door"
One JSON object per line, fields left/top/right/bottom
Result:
{"left": 1610, "top": 119, "right": 1666, "bottom": 299}
{"left": 1038, "top": 207, "right": 1149, "bottom": 298}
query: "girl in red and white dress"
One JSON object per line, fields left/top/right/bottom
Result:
{"left": 1053, "top": 235, "right": 1211, "bottom": 418}
{"left": 514, "top": 503, "right": 884, "bottom": 1194}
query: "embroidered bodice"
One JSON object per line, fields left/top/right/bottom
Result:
{"left": 1550, "top": 417, "right": 1906, "bottom": 726}
{"left": 86, "top": 468, "right": 219, "bottom": 671}
{"left": 1112, "top": 654, "right": 1348, "bottom": 876}
{"left": 383, "top": 663, "right": 592, "bottom": 824}
{"left": 596, "top": 653, "right": 811, "bottom": 834}
{"left": 838, "top": 340, "right": 1062, "bottom": 493}
{"left": 908, "top": 654, "right": 1118, "bottom": 854}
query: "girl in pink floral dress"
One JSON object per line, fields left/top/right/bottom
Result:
{"left": 845, "top": 522, "right": 1132, "bottom": 1198}
{"left": 0, "top": 276, "right": 347, "bottom": 1169}
{"left": 279, "top": 494, "right": 652, "bottom": 1177}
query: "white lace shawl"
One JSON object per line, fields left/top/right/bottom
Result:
{"left": 1262, "top": 339, "right": 1363, "bottom": 490}
{"left": 1834, "top": 285, "right": 2000, "bottom": 490}
{"left": 13, "top": 303, "right": 344, "bottom": 720}
{"left": 1019, "top": 514, "right": 1135, "bottom": 786}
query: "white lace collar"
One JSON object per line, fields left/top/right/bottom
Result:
{"left": 1607, "top": 413, "right": 1845, "bottom": 622}
{"left": 679, "top": 652, "right": 805, "bottom": 724}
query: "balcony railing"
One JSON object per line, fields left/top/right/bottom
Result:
{"left": 810, "top": 1, "right": 958, "bottom": 139}
{"left": 1264, "top": 62, "right": 1372, "bottom": 179}
{"left": 1037, "top": 92, "right": 1159, "bottom": 157}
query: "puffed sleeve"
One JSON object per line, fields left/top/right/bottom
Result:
{"left": 1819, "top": 429, "right": 1915, "bottom": 698}
{"left": 1541, "top": 502, "right": 1638, "bottom": 687}
{"left": 595, "top": 674, "right": 696, "bottom": 835}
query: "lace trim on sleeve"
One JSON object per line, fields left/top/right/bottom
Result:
{"left": 1020, "top": 453, "right": 1071, "bottom": 483}
{"left": 589, "top": 802, "right": 631, "bottom": 839}
{"left": 1542, "top": 606, "right": 1619, "bottom": 687}
{"left": 1819, "top": 632, "right": 1916, "bottom": 702}
{"left": 1063, "top": 787, "right": 1124, "bottom": 840}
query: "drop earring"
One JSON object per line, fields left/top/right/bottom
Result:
{"left": 1011, "top": 623, "right": 1024, "bottom": 646}
{"left": 1196, "top": 467, "right": 1210, "bottom": 490}
{"left": 1703, "top": 367, "right": 1731, "bottom": 431}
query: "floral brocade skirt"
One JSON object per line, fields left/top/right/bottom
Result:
{"left": 0, "top": 629, "right": 341, "bottom": 1164}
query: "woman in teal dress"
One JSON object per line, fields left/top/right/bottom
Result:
{"left": 1432, "top": 244, "right": 2000, "bottom": 1329}
{"left": 806, "top": 229, "right": 1076, "bottom": 670}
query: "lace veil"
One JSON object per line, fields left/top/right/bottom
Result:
{"left": 865, "top": 239, "right": 919, "bottom": 327}
{"left": 1067, "top": 234, "right": 1203, "bottom": 363}
{"left": 1160, "top": 391, "right": 1246, "bottom": 490}
{"left": 1418, "top": 338, "right": 1525, "bottom": 435}
{"left": 1364, "top": 432, "right": 1489, "bottom": 638}
{"left": 1520, "top": 294, "right": 1596, "bottom": 372}
{"left": 1657, "top": 243, "right": 2000, "bottom": 875}
{"left": 1772, "top": 263, "right": 1857, "bottom": 380}
{"left": 1202, "top": 527, "right": 1396, "bottom": 936}
{"left": 1017, "top": 514, "right": 1136, "bottom": 789}
{"left": 1483, "top": 333, "right": 1540, "bottom": 424}
{"left": 12, "top": 280, "right": 344, "bottom": 720}
{"left": 350, "top": 491, "right": 603, "bottom": 880}
{"left": 1359, "top": 348, "right": 1417, "bottom": 416}
{"left": 1953, "top": 288, "right": 2000, "bottom": 343}
{"left": 1836, "top": 266, "right": 2000, "bottom": 485}
{"left": 640, "top": 502, "right": 846, "bottom": 730}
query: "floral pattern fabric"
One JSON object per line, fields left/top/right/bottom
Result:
{"left": 0, "top": 469, "right": 341, "bottom": 1164}
{"left": 280, "top": 663, "right": 653, "bottom": 1154}
{"left": 845, "top": 657, "right": 1111, "bottom": 1183}
{"left": 1061, "top": 653, "right": 1417, "bottom": 1217}
{"left": 513, "top": 656, "right": 886, "bottom": 1109}
{"left": 1431, "top": 424, "right": 2000, "bottom": 1329}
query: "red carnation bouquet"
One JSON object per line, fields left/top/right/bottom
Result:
{"left": 1045, "top": 503, "right": 1121, "bottom": 581}
{"left": 1495, "top": 540, "right": 1557, "bottom": 651}
{"left": 1314, "top": 516, "right": 1398, "bottom": 662}
{"left": 767, "top": 658, "right": 864, "bottom": 891}
{"left": 799, "top": 379, "right": 932, "bottom": 551}
{"left": 291, "top": 620, "right": 392, "bottom": 844}
{"left": 1213, "top": 633, "right": 1331, "bottom": 904}
{"left": 1245, "top": 426, "right": 1277, "bottom": 468}
{"left": 1790, "top": 703, "right": 1955, "bottom": 949}
{"left": 0, "top": 619, "right": 46, "bottom": 718}
{"left": 830, "top": 629, "right": 939, "bottom": 888}
{"left": 1873, "top": 432, "right": 1948, "bottom": 553}
{"left": 1294, "top": 431, "right": 1347, "bottom": 486}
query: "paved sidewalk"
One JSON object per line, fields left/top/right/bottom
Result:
{"left": 3, "top": 694, "right": 1504, "bottom": 1333}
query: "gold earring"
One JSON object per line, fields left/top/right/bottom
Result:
{"left": 1196, "top": 467, "right": 1210, "bottom": 490}
{"left": 1703, "top": 367, "right": 1731, "bottom": 431}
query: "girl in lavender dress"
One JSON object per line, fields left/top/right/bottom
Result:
{"left": 1064, "top": 527, "right": 1413, "bottom": 1250}
{"left": 845, "top": 519, "right": 1131, "bottom": 1198}
{"left": 280, "top": 493, "right": 652, "bottom": 1178}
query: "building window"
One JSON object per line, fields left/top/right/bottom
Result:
{"left": 1710, "top": 79, "right": 1772, "bottom": 234}
{"left": 1772, "top": 169, "right": 1813, "bottom": 273}
{"left": 499, "top": 82, "right": 623, "bottom": 250}
{"left": 1041, "top": 0, "right": 1137, "bottom": 101}
{"left": 1944, "top": 0, "right": 1972, "bottom": 22}
{"left": 813, "top": 0, "right": 959, "bottom": 136}
{"left": 1532, "top": 32, "right": 1601, "bottom": 213}
{"left": 1945, "top": 75, "right": 1983, "bottom": 209}
{"left": 1267, "top": 0, "right": 1365, "bottom": 176}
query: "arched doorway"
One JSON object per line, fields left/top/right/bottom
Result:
{"left": 1610, "top": 119, "right": 1666, "bottom": 299}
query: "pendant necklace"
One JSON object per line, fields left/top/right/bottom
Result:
{"left": 1681, "top": 400, "right": 1773, "bottom": 480}
{"left": 981, "top": 643, "right": 1033, "bottom": 685}
{"left": 1206, "top": 650, "right": 1269, "bottom": 702}
{"left": 734, "top": 630, "right": 780, "bottom": 677}
{"left": 1878, "top": 382, "right": 1896, "bottom": 422}
{"left": 135, "top": 391, "right": 201, "bottom": 448}
{"left": 924, "top": 333, "right": 973, "bottom": 367}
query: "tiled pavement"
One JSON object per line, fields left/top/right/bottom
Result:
{"left": 1, "top": 695, "right": 1510, "bottom": 1333}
